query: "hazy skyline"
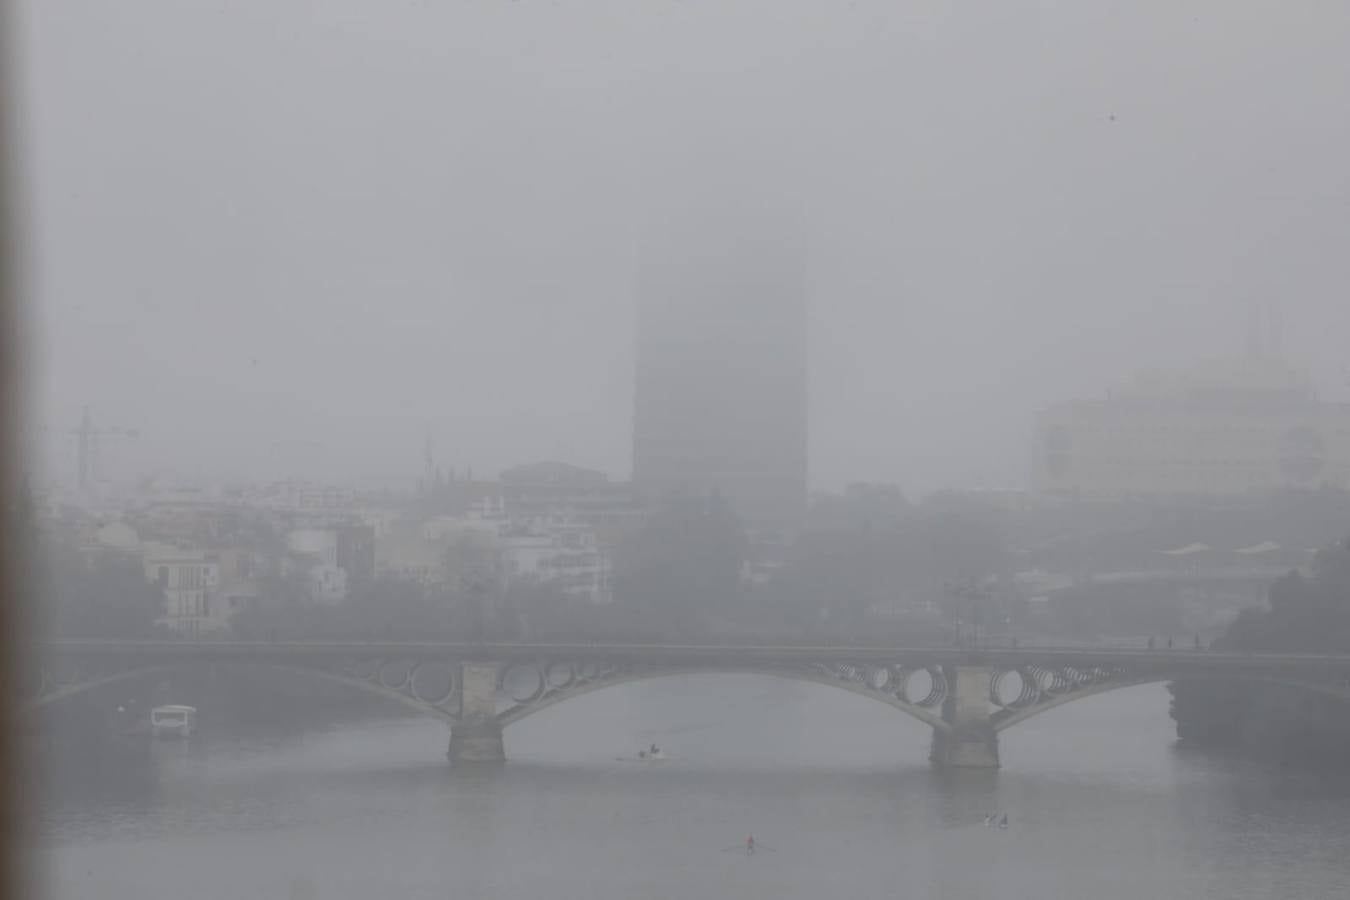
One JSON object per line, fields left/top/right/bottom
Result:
{"left": 14, "top": 0, "right": 1350, "bottom": 492}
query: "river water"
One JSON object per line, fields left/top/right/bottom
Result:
{"left": 33, "top": 674, "right": 1350, "bottom": 899}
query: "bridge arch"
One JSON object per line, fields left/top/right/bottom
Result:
{"left": 991, "top": 671, "right": 1350, "bottom": 733}
{"left": 25, "top": 666, "right": 174, "bottom": 712}
{"left": 27, "top": 658, "right": 958, "bottom": 741}
{"left": 493, "top": 664, "right": 953, "bottom": 734}
{"left": 33, "top": 644, "right": 1350, "bottom": 769}
{"left": 23, "top": 661, "right": 460, "bottom": 725}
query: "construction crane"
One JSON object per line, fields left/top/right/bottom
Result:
{"left": 46, "top": 407, "right": 140, "bottom": 493}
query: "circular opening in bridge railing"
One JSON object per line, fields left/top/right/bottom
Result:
{"left": 1059, "top": 667, "right": 1089, "bottom": 688}
{"left": 377, "top": 660, "right": 414, "bottom": 690}
{"left": 866, "top": 667, "right": 893, "bottom": 692}
{"left": 545, "top": 662, "right": 575, "bottom": 689}
{"left": 502, "top": 665, "right": 545, "bottom": 704}
{"left": 833, "top": 664, "right": 865, "bottom": 683}
{"left": 898, "top": 668, "right": 941, "bottom": 706}
{"left": 409, "top": 662, "right": 455, "bottom": 707}
{"left": 991, "top": 669, "right": 1028, "bottom": 708}
{"left": 1090, "top": 667, "right": 1116, "bottom": 685}
{"left": 1031, "top": 667, "right": 1070, "bottom": 696}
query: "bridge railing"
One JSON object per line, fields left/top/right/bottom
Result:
{"left": 33, "top": 638, "right": 1350, "bottom": 672}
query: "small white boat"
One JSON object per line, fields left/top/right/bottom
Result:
{"left": 150, "top": 705, "right": 196, "bottom": 739}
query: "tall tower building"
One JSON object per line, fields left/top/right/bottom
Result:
{"left": 632, "top": 230, "right": 808, "bottom": 531}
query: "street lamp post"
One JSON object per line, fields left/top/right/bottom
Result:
{"left": 971, "top": 587, "right": 981, "bottom": 650}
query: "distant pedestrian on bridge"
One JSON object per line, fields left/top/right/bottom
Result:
{"left": 1148, "top": 637, "right": 1155, "bottom": 651}
{"left": 1194, "top": 634, "right": 1202, "bottom": 651}
{"left": 1167, "top": 637, "right": 1173, "bottom": 650}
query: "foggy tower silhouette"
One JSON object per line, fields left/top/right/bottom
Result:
{"left": 632, "top": 226, "right": 808, "bottom": 530}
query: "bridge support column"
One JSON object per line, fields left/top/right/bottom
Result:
{"left": 931, "top": 665, "right": 999, "bottom": 768}
{"left": 448, "top": 661, "right": 504, "bottom": 764}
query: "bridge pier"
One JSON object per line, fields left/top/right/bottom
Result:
{"left": 448, "top": 719, "right": 505, "bottom": 764}
{"left": 447, "top": 661, "right": 505, "bottom": 764}
{"left": 930, "top": 665, "right": 999, "bottom": 768}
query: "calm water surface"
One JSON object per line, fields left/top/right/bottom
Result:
{"left": 35, "top": 675, "right": 1350, "bottom": 899}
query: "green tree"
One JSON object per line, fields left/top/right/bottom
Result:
{"left": 1219, "top": 539, "right": 1350, "bottom": 653}
{"left": 43, "top": 541, "right": 164, "bottom": 638}
{"left": 233, "top": 573, "right": 465, "bottom": 641}
{"left": 1170, "top": 538, "right": 1350, "bottom": 763}
{"left": 776, "top": 488, "right": 1007, "bottom": 634}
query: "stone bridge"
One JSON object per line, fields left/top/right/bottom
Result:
{"left": 28, "top": 641, "right": 1350, "bottom": 768}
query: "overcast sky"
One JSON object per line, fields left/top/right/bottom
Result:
{"left": 13, "top": 0, "right": 1350, "bottom": 493}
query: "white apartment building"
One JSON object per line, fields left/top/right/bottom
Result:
{"left": 501, "top": 514, "right": 611, "bottom": 604}
{"left": 373, "top": 505, "right": 610, "bottom": 604}
{"left": 374, "top": 512, "right": 503, "bottom": 587}
{"left": 142, "top": 541, "right": 228, "bottom": 636}
{"left": 237, "top": 480, "right": 356, "bottom": 513}
{"left": 284, "top": 527, "right": 364, "bottom": 604}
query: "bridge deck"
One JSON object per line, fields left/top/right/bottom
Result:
{"left": 37, "top": 640, "right": 1350, "bottom": 676}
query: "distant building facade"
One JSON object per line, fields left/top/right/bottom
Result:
{"left": 374, "top": 501, "right": 611, "bottom": 604}
{"left": 335, "top": 523, "right": 376, "bottom": 587}
{"left": 632, "top": 236, "right": 808, "bottom": 532}
{"left": 499, "top": 460, "right": 644, "bottom": 547}
{"left": 501, "top": 513, "right": 612, "bottom": 605}
{"left": 236, "top": 480, "right": 356, "bottom": 513}
{"left": 1033, "top": 356, "right": 1350, "bottom": 499}
{"left": 284, "top": 528, "right": 347, "bottom": 604}
{"left": 143, "top": 542, "right": 227, "bottom": 636}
